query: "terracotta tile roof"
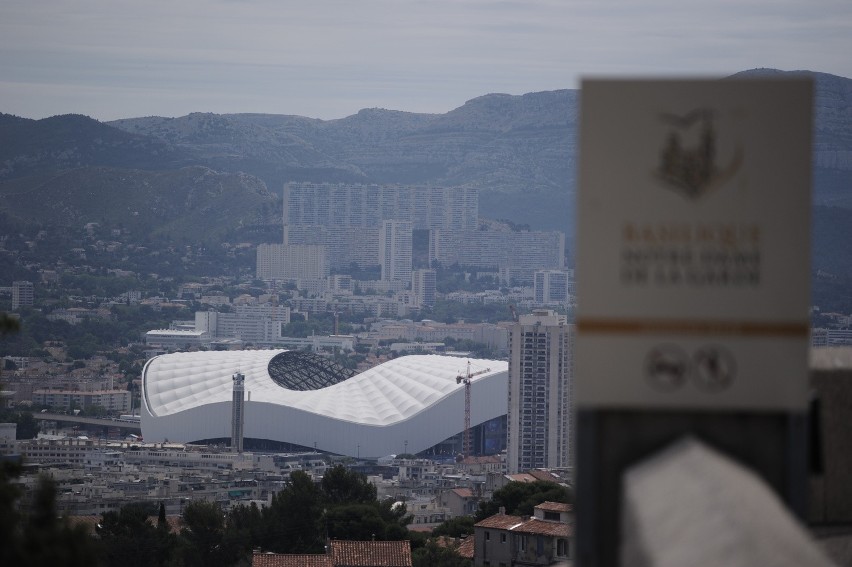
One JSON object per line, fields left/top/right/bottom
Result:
{"left": 511, "top": 518, "right": 572, "bottom": 537}
{"left": 475, "top": 514, "right": 525, "bottom": 530}
{"left": 536, "top": 501, "right": 573, "bottom": 513}
{"left": 457, "top": 536, "right": 475, "bottom": 559}
{"left": 505, "top": 473, "right": 537, "bottom": 483}
{"left": 434, "top": 534, "right": 473, "bottom": 557}
{"left": 461, "top": 455, "right": 502, "bottom": 465}
{"left": 528, "top": 469, "right": 564, "bottom": 483}
{"left": 451, "top": 487, "right": 474, "bottom": 498}
{"left": 331, "top": 540, "right": 413, "bottom": 567}
{"left": 252, "top": 552, "right": 332, "bottom": 567}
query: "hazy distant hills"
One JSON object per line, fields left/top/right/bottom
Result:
{"left": 0, "top": 113, "right": 190, "bottom": 180}
{"left": 108, "top": 89, "right": 577, "bottom": 230}
{"left": 0, "top": 165, "right": 276, "bottom": 242}
{"left": 0, "top": 69, "right": 851, "bottom": 282}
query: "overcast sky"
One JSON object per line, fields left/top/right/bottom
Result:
{"left": 2, "top": 0, "right": 851, "bottom": 122}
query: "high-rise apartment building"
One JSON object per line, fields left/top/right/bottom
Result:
{"left": 379, "top": 220, "right": 413, "bottom": 286}
{"left": 412, "top": 269, "right": 437, "bottom": 307}
{"left": 256, "top": 243, "right": 329, "bottom": 280}
{"left": 283, "top": 182, "right": 478, "bottom": 269}
{"left": 195, "top": 305, "right": 290, "bottom": 345}
{"left": 534, "top": 269, "right": 575, "bottom": 305}
{"left": 507, "top": 309, "right": 575, "bottom": 474}
{"left": 11, "top": 280, "right": 34, "bottom": 310}
{"left": 429, "top": 229, "right": 565, "bottom": 284}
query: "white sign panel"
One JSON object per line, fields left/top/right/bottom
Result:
{"left": 576, "top": 78, "right": 812, "bottom": 411}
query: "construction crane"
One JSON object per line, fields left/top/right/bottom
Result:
{"left": 456, "top": 360, "right": 490, "bottom": 458}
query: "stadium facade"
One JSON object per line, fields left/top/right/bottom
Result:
{"left": 141, "top": 350, "right": 508, "bottom": 459}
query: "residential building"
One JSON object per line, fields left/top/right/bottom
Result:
{"left": 11, "top": 280, "right": 34, "bottom": 310}
{"left": 145, "top": 329, "right": 211, "bottom": 351}
{"left": 429, "top": 230, "right": 565, "bottom": 284}
{"left": 195, "top": 304, "right": 290, "bottom": 345}
{"left": 412, "top": 268, "right": 437, "bottom": 307}
{"left": 507, "top": 309, "right": 575, "bottom": 474}
{"left": 380, "top": 220, "right": 413, "bottom": 286}
{"left": 534, "top": 269, "right": 574, "bottom": 305}
{"left": 282, "top": 182, "right": 478, "bottom": 269}
{"left": 473, "top": 501, "right": 573, "bottom": 567}
{"left": 257, "top": 243, "right": 329, "bottom": 280}
{"left": 32, "top": 388, "right": 131, "bottom": 413}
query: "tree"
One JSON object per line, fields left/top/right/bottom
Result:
{"left": 99, "top": 501, "right": 171, "bottom": 567}
{"left": 180, "top": 499, "right": 229, "bottom": 567}
{"left": 321, "top": 464, "right": 377, "bottom": 506}
{"left": 17, "top": 475, "right": 100, "bottom": 566}
{"left": 412, "top": 539, "right": 470, "bottom": 567}
{"left": 431, "top": 515, "right": 475, "bottom": 538}
{"left": 475, "top": 480, "right": 572, "bottom": 522}
{"left": 262, "top": 470, "right": 324, "bottom": 553}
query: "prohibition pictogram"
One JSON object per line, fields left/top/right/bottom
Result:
{"left": 644, "top": 344, "right": 736, "bottom": 393}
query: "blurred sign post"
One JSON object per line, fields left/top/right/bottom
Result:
{"left": 575, "top": 78, "right": 813, "bottom": 566}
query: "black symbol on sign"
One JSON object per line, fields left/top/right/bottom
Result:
{"left": 645, "top": 345, "right": 688, "bottom": 392}
{"left": 692, "top": 346, "right": 735, "bottom": 393}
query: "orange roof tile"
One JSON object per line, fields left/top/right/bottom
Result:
{"left": 512, "top": 518, "right": 572, "bottom": 537}
{"left": 252, "top": 552, "right": 332, "bottom": 567}
{"left": 536, "top": 501, "right": 572, "bottom": 513}
{"left": 331, "top": 540, "right": 413, "bottom": 567}
{"left": 457, "top": 536, "right": 475, "bottom": 559}
{"left": 475, "top": 514, "right": 525, "bottom": 530}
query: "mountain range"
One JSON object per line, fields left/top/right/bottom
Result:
{"left": 0, "top": 69, "right": 851, "bottom": 287}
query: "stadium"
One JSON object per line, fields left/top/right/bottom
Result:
{"left": 141, "top": 350, "right": 508, "bottom": 458}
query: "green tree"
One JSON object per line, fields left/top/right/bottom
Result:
{"left": 475, "top": 480, "right": 572, "bottom": 522}
{"left": 223, "top": 502, "right": 264, "bottom": 564}
{"left": 431, "top": 515, "right": 475, "bottom": 538}
{"left": 99, "top": 501, "right": 171, "bottom": 567}
{"left": 412, "top": 539, "right": 470, "bottom": 567}
{"left": 321, "top": 464, "right": 377, "bottom": 506}
{"left": 262, "top": 470, "right": 324, "bottom": 553}
{"left": 18, "top": 475, "right": 100, "bottom": 566}
{"left": 326, "top": 503, "right": 387, "bottom": 541}
{"left": 180, "top": 499, "right": 232, "bottom": 567}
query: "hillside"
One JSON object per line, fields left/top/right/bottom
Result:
{"left": 0, "top": 166, "right": 277, "bottom": 242}
{"left": 0, "top": 113, "right": 190, "bottom": 181}
{"left": 109, "top": 90, "right": 578, "bottom": 230}
{"left": 0, "top": 69, "right": 849, "bottom": 274}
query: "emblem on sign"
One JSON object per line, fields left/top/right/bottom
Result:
{"left": 656, "top": 108, "right": 743, "bottom": 199}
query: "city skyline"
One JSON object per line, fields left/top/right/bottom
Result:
{"left": 2, "top": 1, "right": 851, "bottom": 121}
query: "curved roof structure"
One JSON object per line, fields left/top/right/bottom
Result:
{"left": 141, "top": 350, "right": 508, "bottom": 458}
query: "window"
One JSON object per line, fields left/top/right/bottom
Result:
{"left": 557, "top": 538, "right": 569, "bottom": 557}
{"left": 485, "top": 531, "right": 490, "bottom": 541}
{"left": 500, "top": 533, "right": 507, "bottom": 543}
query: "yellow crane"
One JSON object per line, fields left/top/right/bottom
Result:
{"left": 456, "top": 360, "right": 490, "bottom": 458}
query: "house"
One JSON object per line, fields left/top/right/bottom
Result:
{"left": 439, "top": 487, "right": 481, "bottom": 517}
{"left": 252, "top": 540, "right": 413, "bottom": 567}
{"left": 472, "top": 502, "right": 573, "bottom": 566}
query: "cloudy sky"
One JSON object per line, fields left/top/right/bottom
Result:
{"left": 2, "top": 0, "right": 851, "bottom": 121}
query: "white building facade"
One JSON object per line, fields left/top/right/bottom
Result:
{"left": 380, "top": 220, "right": 413, "bottom": 286}
{"left": 506, "top": 309, "right": 575, "bottom": 474}
{"left": 412, "top": 269, "right": 437, "bottom": 307}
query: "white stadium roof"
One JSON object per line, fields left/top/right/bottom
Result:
{"left": 141, "top": 350, "right": 508, "bottom": 458}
